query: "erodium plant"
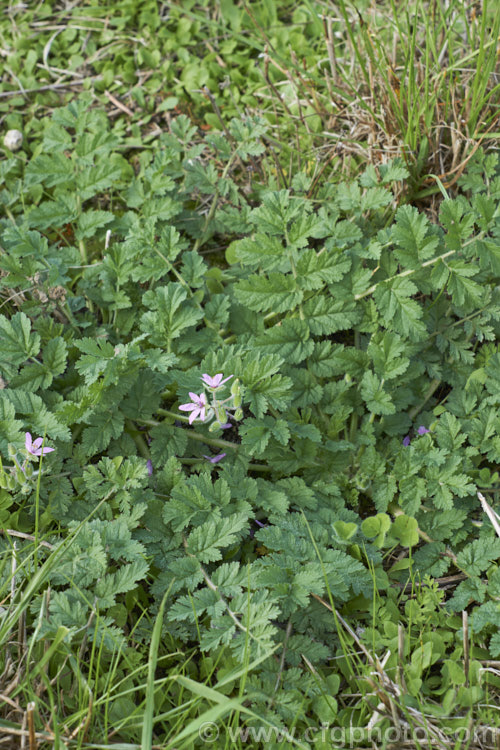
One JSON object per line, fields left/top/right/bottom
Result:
{"left": 2, "top": 98, "right": 500, "bottom": 739}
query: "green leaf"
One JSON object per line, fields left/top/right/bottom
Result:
{"left": 361, "top": 513, "right": 392, "bottom": 548}
{"left": 12, "top": 333, "right": 67, "bottom": 391}
{"left": 374, "top": 277, "right": 427, "bottom": 341}
{"left": 333, "top": 520, "right": 357, "bottom": 541}
{"left": 0, "top": 312, "right": 40, "bottom": 369}
{"left": 368, "top": 332, "right": 409, "bottom": 380}
{"left": 392, "top": 205, "right": 439, "bottom": 267}
{"left": 446, "top": 261, "right": 483, "bottom": 310}
{"left": 24, "top": 153, "right": 73, "bottom": 188}
{"left": 255, "top": 319, "right": 314, "bottom": 364}
{"left": 28, "top": 195, "right": 78, "bottom": 230}
{"left": 140, "top": 284, "right": 204, "bottom": 344}
{"left": 150, "top": 423, "right": 188, "bottom": 467}
{"left": 75, "top": 210, "right": 114, "bottom": 240}
{"left": 360, "top": 371, "right": 395, "bottom": 415}
{"left": 234, "top": 274, "right": 303, "bottom": 314}
{"left": 239, "top": 416, "right": 290, "bottom": 456}
{"left": 230, "top": 234, "right": 285, "bottom": 270}
{"left": 296, "top": 249, "right": 351, "bottom": 290}
{"left": 187, "top": 513, "right": 249, "bottom": 563}
{"left": 180, "top": 250, "right": 207, "bottom": 289}
{"left": 2, "top": 389, "right": 70, "bottom": 440}
{"left": 74, "top": 338, "right": 116, "bottom": 384}
{"left": 303, "top": 297, "right": 359, "bottom": 335}
{"left": 390, "top": 515, "right": 419, "bottom": 547}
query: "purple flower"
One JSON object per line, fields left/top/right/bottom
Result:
{"left": 201, "top": 373, "right": 233, "bottom": 389}
{"left": 219, "top": 422, "right": 232, "bottom": 430}
{"left": 179, "top": 392, "right": 207, "bottom": 424}
{"left": 203, "top": 453, "right": 226, "bottom": 464}
{"left": 403, "top": 426, "right": 431, "bottom": 446}
{"left": 146, "top": 459, "right": 153, "bottom": 476}
{"left": 25, "top": 432, "right": 55, "bottom": 457}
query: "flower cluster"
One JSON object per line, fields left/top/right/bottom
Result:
{"left": 179, "top": 373, "right": 242, "bottom": 430}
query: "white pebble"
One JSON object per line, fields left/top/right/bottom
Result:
{"left": 3, "top": 129, "right": 23, "bottom": 151}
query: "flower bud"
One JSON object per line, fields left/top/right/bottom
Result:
{"left": 208, "top": 420, "right": 221, "bottom": 432}
{"left": 24, "top": 462, "right": 33, "bottom": 478}
{"left": 4, "top": 129, "right": 23, "bottom": 151}
{"left": 7, "top": 444, "right": 16, "bottom": 458}
{"left": 216, "top": 406, "right": 227, "bottom": 424}
{"left": 233, "top": 408, "right": 243, "bottom": 421}
{"left": 230, "top": 378, "right": 241, "bottom": 396}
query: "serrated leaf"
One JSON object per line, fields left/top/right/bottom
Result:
{"left": 12, "top": 338, "right": 65, "bottom": 393}
{"left": 231, "top": 234, "right": 285, "bottom": 271}
{"left": 150, "top": 423, "right": 188, "bottom": 466}
{"left": 24, "top": 153, "right": 73, "bottom": 188}
{"left": 392, "top": 205, "right": 440, "bottom": 266}
{"left": 296, "top": 249, "right": 351, "bottom": 290}
{"left": 28, "top": 195, "right": 78, "bottom": 230}
{"left": 374, "top": 277, "right": 427, "bottom": 341}
{"left": 254, "top": 319, "right": 314, "bottom": 364}
{"left": 180, "top": 250, "right": 207, "bottom": 289}
{"left": 234, "top": 274, "right": 303, "bottom": 314}
{"left": 303, "top": 297, "right": 359, "bottom": 335}
{"left": 74, "top": 338, "right": 116, "bottom": 384}
{"left": 75, "top": 210, "right": 114, "bottom": 240}
{"left": 0, "top": 312, "right": 40, "bottom": 368}
{"left": 187, "top": 512, "right": 249, "bottom": 562}
{"left": 360, "top": 371, "right": 395, "bottom": 415}
{"left": 140, "top": 284, "right": 204, "bottom": 344}
{"left": 368, "top": 332, "right": 409, "bottom": 380}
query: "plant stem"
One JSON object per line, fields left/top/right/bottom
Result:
{"left": 408, "top": 378, "right": 441, "bottom": 421}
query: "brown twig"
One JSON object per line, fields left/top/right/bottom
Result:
{"left": 0, "top": 530, "right": 54, "bottom": 550}
{"left": 0, "top": 77, "right": 101, "bottom": 99}
{"left": 104, "top": 90, "right": 134, "bottom": 117}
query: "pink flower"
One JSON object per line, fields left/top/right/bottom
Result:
{"left": 203, "top": 453, "right": 226, "bottom": 464}
{"left": 25, "top": 432, "right": 55, "bottom": 457}
{"left": 179, "top": 392, "right": 207, "bottom": 424}
{"left": 201, "top": 373, "right": 233, "bottom": 389}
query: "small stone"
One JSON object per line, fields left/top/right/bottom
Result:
{"left": 4, "top": 129, "right": 23, "bottom": 151}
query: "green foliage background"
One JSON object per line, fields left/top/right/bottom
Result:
{"left": 1, "top": 0, "right": 500, "bottom": 746}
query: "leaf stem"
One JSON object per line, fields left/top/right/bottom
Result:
{"left": 354, "top": 249, "right": 456, "bottom": 300}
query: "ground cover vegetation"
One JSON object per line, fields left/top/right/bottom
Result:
{"left": 1, "top": 0, "right": 500, "bottom": 748}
